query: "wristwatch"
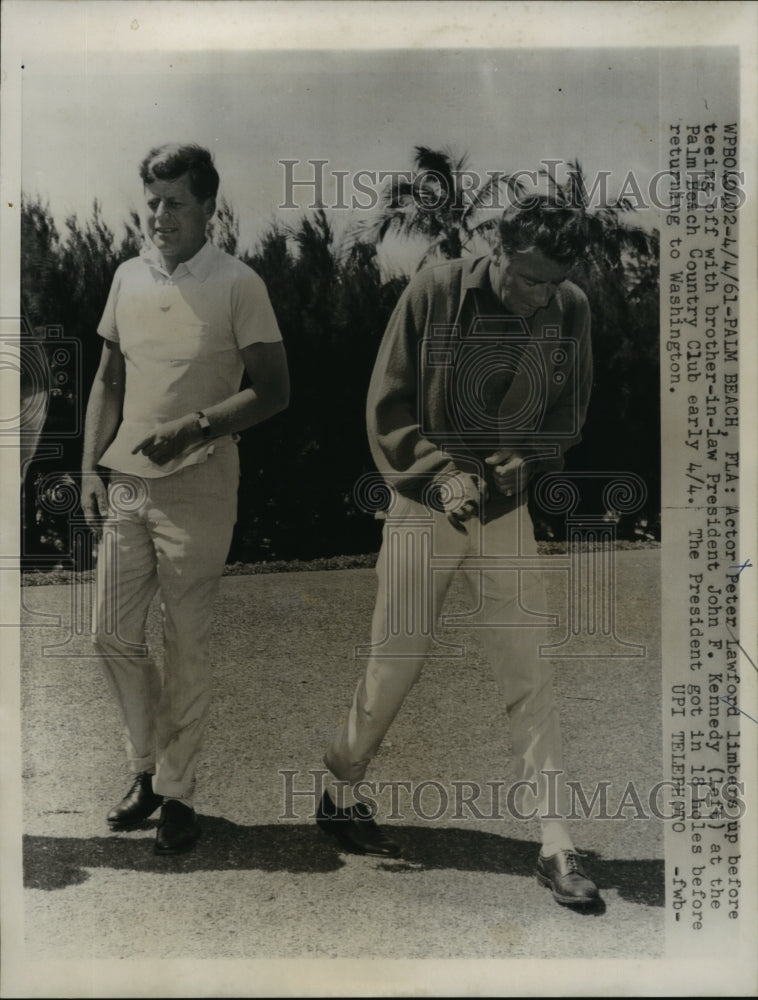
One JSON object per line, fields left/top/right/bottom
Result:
{"left": 196, "top": 411, "right": 211, "bottom": 438}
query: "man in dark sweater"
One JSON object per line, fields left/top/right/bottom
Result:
{"left": 318, "top": 197, "right": 600, "bottom": 907}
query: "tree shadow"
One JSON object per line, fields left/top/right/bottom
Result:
{"left": 24, "top": 817, "right": 662, "bottom": 911}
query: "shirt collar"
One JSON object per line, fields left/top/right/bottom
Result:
{"left": 461, "top": 255, "right": 495, "bottom": 292}
{"left": 461, "top": 253, "right": 564, "bottom": 318}
{"left": 140, "top": 239, "right": 216, "bottom": 282}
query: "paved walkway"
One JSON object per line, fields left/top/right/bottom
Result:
{"left": 12, "top": 551, "right": 663, "bottom": 994}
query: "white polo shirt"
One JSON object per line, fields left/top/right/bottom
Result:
{"left": 97, "top": 240, "right": 282, "bottom": 477}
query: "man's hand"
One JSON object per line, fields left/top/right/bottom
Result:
{"left": 442, "top": 471, "right": 486, "bottom": 533}
{"left": 81, "top": 472, "right": 109, "bottom": 539}
{"left": 132, "top": 414, "right": 201, "bottom": 466}
{"left": 484, "top": 449, "right": 530, "bottom": 498}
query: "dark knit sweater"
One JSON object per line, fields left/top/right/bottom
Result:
{"left": 367, "top": 254, "right": 593, "bottom": 506}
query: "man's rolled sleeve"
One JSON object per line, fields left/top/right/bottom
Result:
{"left": 231, "top": 268, "right": 282, "bottom": 349}
{"left": 97, "top": 266, "right": 124, "bottom": 343}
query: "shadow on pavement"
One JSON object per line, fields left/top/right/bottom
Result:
{"left": 24, "top": 818, "right": 663, "bottom": 909}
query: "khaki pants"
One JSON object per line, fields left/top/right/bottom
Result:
{"left": 325, "top": 494, "right": 571, "bottom": 841}
{"left": 93, "top": 449, "right": 238, "bottom": 802}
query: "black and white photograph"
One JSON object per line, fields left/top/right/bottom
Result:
{"left": 1, "top": 2, "right": 756, "bottom": 996}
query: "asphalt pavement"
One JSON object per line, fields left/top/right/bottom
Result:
{"left": 14, "top": 550, "right": 663, "bottom": 994}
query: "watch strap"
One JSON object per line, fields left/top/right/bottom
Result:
{"left": 196, "top": 411, "right": 211, "bottom": 437}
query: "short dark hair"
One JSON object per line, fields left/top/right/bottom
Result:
{"left": 497, "top": 195, "right": 588, "bottom": 264}
{"left": 139, "top": 143, "right": 219, "bottom": 201}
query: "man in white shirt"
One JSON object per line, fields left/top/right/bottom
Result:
{"left": 81, "top": 143, "right": 289, "bottom": 854}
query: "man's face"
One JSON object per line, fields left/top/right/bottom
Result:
{"left": 144, "top": 174, "right": 215, "bottom": 268}
{"left": 489, "top": 248, "right": 570, "bottom": 317}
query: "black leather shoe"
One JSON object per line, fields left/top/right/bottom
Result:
{"left": 107, "top": 772, "right": 163, "bottom": 830}
{"left": 536, "top": 850, "right": 600, "bottom": 905}
{"left": 316, "top": 790, "right": 401, "bottom": 858}
{"left": 154, "top": 800, "right": 200, "bottom": 855}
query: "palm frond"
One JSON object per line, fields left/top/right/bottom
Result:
{"left": 413, "top": 145, "right": 469, "bottom": 181}
{"left": 416, "top": 237, "right": 448, "bottom": 270}
{"left": 567, "top": 160, "right": 588, "bottom": 210}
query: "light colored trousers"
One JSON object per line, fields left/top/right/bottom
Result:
{"left": 93, "top": 450, "right": 238, "bottom": 802}
{"left": 325, "top": 494, "right": 571, "bottom": 841}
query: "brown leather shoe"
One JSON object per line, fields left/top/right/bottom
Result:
{"left": 536, "top": 850, "right": 600, "bottom": 905}
{"left": 107, "top": 772, "right": 163, "bottom": 830}
{"left": 316, "top": 790, "right": 401, "bottom": 858}
{"left": 154, "top": 800, "right": 200, "bottom": 855}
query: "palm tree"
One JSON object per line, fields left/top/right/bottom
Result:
{"left": 355, "top": 145, "right": 523, "bottom": 270}
{"left": 541, "top": 159, "right": 658, "bottom": 284}
{"left": 209, "top": 195, "right": 240, "bottom": 256}
{"left": 534, "top": 160, "right": 661, "bottom": 539}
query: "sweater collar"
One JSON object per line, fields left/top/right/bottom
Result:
{"left": 461, "top": 255, "right": 495, "bottom": 292}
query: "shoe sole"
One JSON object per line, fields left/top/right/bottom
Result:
{"left": 154, "top": 830, "right": 200, "bottom": 856}
{"left": 108, "top": 815, "right": 159, "bottom": 832}
{"left": 107, "top": 802, "right": 164, "bottom": 831}
{"left": 536, "top": 870, "right": 599, "bottom": 905}
{"left": 316, "top": 816, "right": 402, "bottom": 859}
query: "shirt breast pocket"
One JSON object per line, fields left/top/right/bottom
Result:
{"left": 164, "top": 322, "right": 215, "bottom": 364}
{"left": 130, "top": 321, "right": 220, "bottom": 366}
